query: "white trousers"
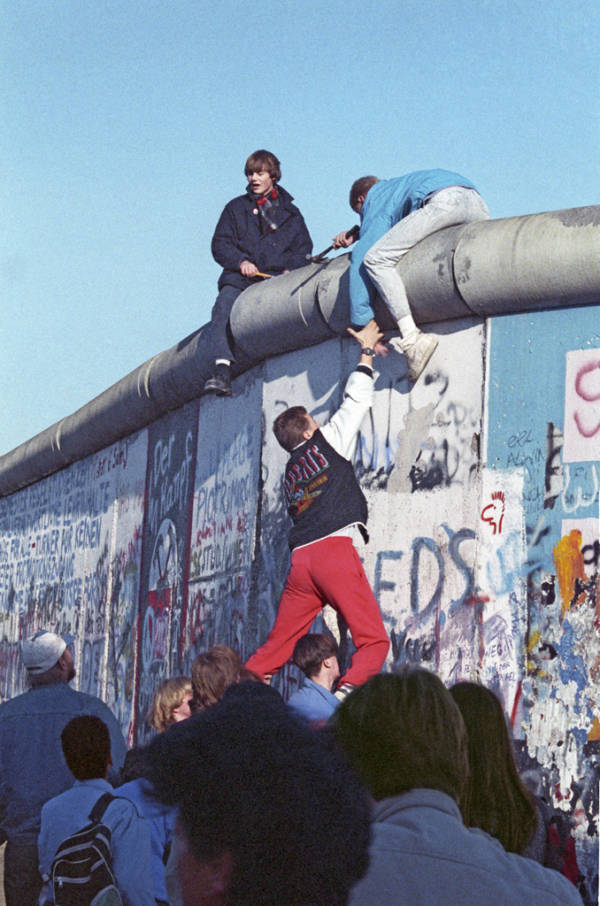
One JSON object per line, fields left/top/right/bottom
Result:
{"left": 363, "top": 186, "right": 490, "bottom": 323}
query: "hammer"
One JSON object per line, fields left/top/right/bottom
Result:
{"left": 307, "top": 224, "right": 360, "bottom": 264}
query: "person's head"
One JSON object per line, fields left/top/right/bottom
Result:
{"left": 293, "top": 633, "right": 339, "bottom": 687}
{"left": 22, "top": 630, "right": 75, "bottom": 686}
{"left": 333, "top": 667, "right": 469, "bottom": 803}
{"left": 61, "top": 715, "right": 111, "bottom": 781}
{"left": 147, "top": 682, "right": 370, "bottom": 906}
{"left": 148, "top": 676, "right": 193, "bottom": 732}
{"left": 349, "top": 176, "right": 379, "bottom": 213}
{"left": 244, "top": 149, "right": 281, "bottom": 197}
{"left": 119, "top": 745, "right": 150, "bottom": 784}
{"left": 273, "top": 407, "right": 320, "bottom": 452}
{"left": 191, "top": 646, "right": 244, "bottom": 712}
{"left": 449, "top": 681, "right": 537, "bottom": 853}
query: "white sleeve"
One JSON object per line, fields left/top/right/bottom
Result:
{"left": 320, "top": 369, "right": 374, "bottom": 459}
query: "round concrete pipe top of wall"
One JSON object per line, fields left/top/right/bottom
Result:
{"left": 394, "top": 224, "right": 476, "bottom": 323}
{"left": 229, "top": 263, "right": 337, "bottom": 360}
{"left": 313, "top": 255, "right": 356, "bottom": 331}
{"left": 454, "top": 205, "right": 600, "bottom": 315}
{"left": 0, "top": 327, "right": 214, "bottom": 495}
{"left": 314, "top": 227, "right": 479, "bottom": 330}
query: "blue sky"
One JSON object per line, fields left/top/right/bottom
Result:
{"left": 1, "top": 0, "right": 598, "bottom": 455}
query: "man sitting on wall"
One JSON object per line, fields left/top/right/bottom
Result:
{"left": 333, "top": 668, "right": 584, "bottom": 906}
{"left": 245, "top": 319, "right": 390, "bottom": 697}
{"left": 332, "top": 170, "right": 490, "bottom": 381}
{"left": 203, "top": 149, "right": 312, "bottom": 397}
{"left": 0, "top": 630, "right": 127, "bottom": 906}
{"left": 287, "top": 632, "right": 340, "bottom": 725}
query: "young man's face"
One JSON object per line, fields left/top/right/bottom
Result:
{"left": 353, "top": 194, "right": 366, "bottom": 215}
{"left": 247, "top": 168, "right": 275, "bottom": 196}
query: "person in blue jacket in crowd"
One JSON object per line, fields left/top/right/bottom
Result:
{"left": 287, "top": 632, "right": 341, "bottom": 727}
{"left": 203, "top": 149, "right": 312, "bottom": 397}
{"left": 38, "top": 715, "right": 154, "bottom": 906}
{"left": 118, "top": 747, "right": 176, "bottom": 906}
{"left": 333, "top": 170, "right": 490, "bottom": 382}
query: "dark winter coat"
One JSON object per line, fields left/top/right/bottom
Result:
{"left": 211, "top": 185, "right": 312, "bottom": 291}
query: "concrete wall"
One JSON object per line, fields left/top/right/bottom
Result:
{"left": 0, "top": 307, "right": 598, "bottom": 896}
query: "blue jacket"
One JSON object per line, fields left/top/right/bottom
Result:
{"left": 348, "top": 789, "right": 583, "bottom": 906}
{"left": 212, "top": 184, "right": 312, "bottom": 291}
{"left": 350, "top": 169, "right": 477, "bottom": 324}
{"left": 118, "top": 778, "right": 176, "bottom": 903}
{"left": 0, "top": 683, "right": 127, "bottom": 845}
{"left": 38, "top": 778, "right": 155, "bottom": 906}
{"left": 287, "top": 677, "right": 339, "bottom": 724}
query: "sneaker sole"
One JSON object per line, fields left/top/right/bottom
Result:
{"left": 202, "top": 382, "right": 233, "bottom": 397}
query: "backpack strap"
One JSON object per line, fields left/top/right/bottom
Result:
{"left": 89, "top": 791, "right": 116, "bottom": 824}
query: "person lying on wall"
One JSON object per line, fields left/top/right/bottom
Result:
{"left": 332, "top": 170, "right": 490, "bottom": 382}
{"left": 203, "top": 149, "right": 313, "bottom": 398}
{"left": 245, "top": 318, "right": 390, "bottom": 698}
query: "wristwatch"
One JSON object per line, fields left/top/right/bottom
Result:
{"left": 361, "top": 347, "right": 375, "bottom": 356}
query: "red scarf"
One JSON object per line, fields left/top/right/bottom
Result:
{"left": 254, "top": 189, "right": 279, "bottom": 231}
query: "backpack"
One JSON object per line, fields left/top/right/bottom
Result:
{"left": 50, "top": 791, "right": 124, "bottom": 906}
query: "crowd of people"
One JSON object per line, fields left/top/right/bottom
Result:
{"left": 0, "top": 628, "right": 589, "bottom": 905}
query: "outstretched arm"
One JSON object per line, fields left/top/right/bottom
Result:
{"left": 347, "top": 320, "right": 383, "bottom": 364}
{"left": 321, "top": 320, "right": 383, "bottom": 458}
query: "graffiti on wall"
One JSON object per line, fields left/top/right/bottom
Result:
{"left": 353, "top": 366, "right": 482, "bottom": 495}
{"left": 487, "top": 317, "right": 600, "bottom": 899}
{"left": 0, "top": 433, "right": 147, "bottom": 742}
{"left": 136, "top": 404, "right": 197, "bottom": 741}
{"left": 184, "top": 382, "right": 262, "bottom": 668}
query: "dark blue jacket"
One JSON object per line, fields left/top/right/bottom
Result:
{"left": 211, "top": 185, "right": 312, "bottom": 291}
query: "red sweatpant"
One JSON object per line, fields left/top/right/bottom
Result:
{"left": 246, "top": 536, "right": 389, "bottom": 687}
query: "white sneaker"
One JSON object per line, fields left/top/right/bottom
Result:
{"left": 394, "top": 330, "right": 439, "bottom": 382}
{"left": 334, "top": 682, "right": 356, "bottom": 702}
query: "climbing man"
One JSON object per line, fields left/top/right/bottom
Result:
{"left": 245, "top": 319, "right": 390, "bottom": 698}
{"left": 333, "top": 169, "right": 490, "bottom": 381}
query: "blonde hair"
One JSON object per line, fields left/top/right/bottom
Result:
{"left": 148, "top": 675, "right": 192, "bottom": 732}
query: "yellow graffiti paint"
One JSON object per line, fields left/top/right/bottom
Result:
{"left": 553, "top": 529, "right": 586, "bottom": 616}
{"left": 587, "top": 716, "right": 600, "bottom": 741}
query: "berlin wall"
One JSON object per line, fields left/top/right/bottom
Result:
{"left": 0, "top": 208, "right": 599, "bottom": 897}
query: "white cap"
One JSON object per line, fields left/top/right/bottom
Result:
{"left": 21, "top": 630, "right": 73, "bottom": 674}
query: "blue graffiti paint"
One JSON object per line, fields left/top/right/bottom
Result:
{"left": 374, "top": 549, "right": 403, "bottom": 611}
{"left": 443, "top": 524, "right": 475, "bottom": 613}
{"left": 557, "top": 619, "right": 589, "bottom": 710}
{"left": 410, "top": 537, "right": 444, "bottom": 625}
